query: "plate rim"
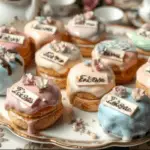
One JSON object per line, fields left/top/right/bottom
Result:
{"left": 1, "top": 123, "right": 150, "bottom": 149}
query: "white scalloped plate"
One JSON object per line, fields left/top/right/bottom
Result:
{"left": 0, "top": 65, "right": 150, "bottom": 149}
{"left": 0, "top": 20, "right": 149, "bottom": 149}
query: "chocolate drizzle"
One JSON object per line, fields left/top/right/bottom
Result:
{"left": 15, "top": 58, "right": 23, "bottom": 66}
{"left": 0, "top": 58, "right": 12, "bottom": 75}
{"left": 0, "top": 47, "right": 22, "bottom": 76}
{"left": 35, "top": 16, "right": 55, "bottom": 25}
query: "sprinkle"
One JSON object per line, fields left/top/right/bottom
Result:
{"left": 42, "top": 98, "right": 47, "bottom": 102}
{"left": 93, "top": 59, "right": 105, "bottom": 71}
{"left": 72, "top": 118, "right": 99, "bottom": 139}
{"left": 74, "top": 14, "right": 85, "bottom": 24}
{"left": 112, "top": 86, "right": 128, "bottom": 98}
{"left": 90, "top": 132, "right": 97, "bottom": 139}
{"left": 84, "top": 60, "right": 91, "bottom": 66}
{"left": 145, "top": 66, "right": 150, "bottom": 73}
{"left": 137, "top": 28, "right": 150, "bottom": 38}
{"left": 62, "top": 97, "right": 66, "bottom": 101}
{"left": 132, "top": 88, "right": 145, "bottom": 101}
{"left": 92, "top": 119, "right": 96, "bottom": 122}
{"left": 86, "top": 130, "right": 98, "bottom": 139}
{"left": 51, "top": 40, "right": 74, "bottom": 53}
{"left": 72, "top": 118, "right": 85, "bottom": 133}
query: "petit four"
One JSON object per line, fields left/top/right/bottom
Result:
{"left": 5, "top": 74, "right": 63, "bottom": 134}
{"left": 35, "top": 40, "right": 82, "bottom": 89}
{"left": 24, "top": 16, "right": 70, "bottom": 50}
{"left": 92, "top": 40, "right": 138, "bottom": 84}
{"left": 66, "top": 11, "right": 105, "bottom": 57}
{"left": 136, "top": 58, "right": 150, "bottom": 96}
{"left": 67, "top": 60, "right": 115, "bottom": 112}
{"left": 127, "top": 24, "right": 150, "bottom": 66}
{"left": 0, "top": 46, "right": 24, "bottom": 95}
{"left": 98, "top": 86, "right": 150, "bottom": 141}
{"left": 0, "top": 26, "right": 34, "bottom": 67}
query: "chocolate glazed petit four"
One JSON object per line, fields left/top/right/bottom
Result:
{"left": 92, "top": 40, "right": 138, "bottom": 84}
{"left": 24, "top": 16, "right": 70, "bottom": 50}
{"left": 35, "top": 40, "right": 82, "bottom": 89}
{"left": 0, "top": 26, "right": 34, "bottom": 67}
{"left": 0, "top": 46, "right": 24, "bottom": 95}
{"left": 98, "top": 86, "right": 150, "bottom": 141}
{"left": 5, "top": 74, "right": 63, "bottom": 134}
{"left": 67, "top": 60, "right": 115, "bottom": 112}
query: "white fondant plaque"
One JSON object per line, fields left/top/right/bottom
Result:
{"left": 41, "top": 50, "right": 69, "bottom": 66}
{"left": 76, "top": 73, "right": 108, "bottom": 86}
{"left": 0, "top": 33, "right": 25, "bottom": 44}
{"left": 103, "top": 94, "right": 138, "bottom": 116}
{"left": 74, "top": 20, "right": 98, "bottom": 28}
{"left": 33, "top": 23, "right": 57, "bottom": 34}
{"left": 11, "top": 85, "right": 39, "bottom": 107}
{"left": 102, "top": 49, "right": 125, "bottom": 62}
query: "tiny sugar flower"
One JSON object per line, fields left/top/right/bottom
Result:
{"left": 84, "top": 60, "right": 91, "bottom": 66}
{"left": 74, "top": 14, "right": 85, "bottom": 24}
{"left": 35, "top": 16, "right": 45, "bottom": 23}
{"left": 0, "top": 26, "right": 17, "bottom": 34}
{"left": 84, "top": 11, "right": 94, "bottom": 20}
{"left": 35, "top": 77, "right": 49, "bottom": 93}
{"left": 36, "top": 16, "right": 54, "bottom": 25}
{"left": 46, "top": 17, "right": 54, "bottom": 24}
{"left": 23, "top": 73, "right": 35, "bottom": 85}
{"left": 93, "top": 59, "right": 105, "bottom": 71}
{"left": 59, "top": 42, "right": 68, "bottom": 53}
{"left": 9, "top": 27, "right": 17, "bottom": 34}
{"left": 4, "top": 52, "right": 16, "bottom": 63}
{"left": 132, "top": 88, "right": 145, "bottom": 101}
{"left": 112, "top": 86, "right": 128, "bottom": 98}
{"left": 51, "top": 40, "right": 73, "bottom": 53}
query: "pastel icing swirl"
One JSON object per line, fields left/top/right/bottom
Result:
{"left": 0, "top": 46, "right": 24, "bottom": 95}
{"left": 92, "top": 40, "right": 137, "bottom": 71}
{"left": 5, "top": 75, "right": 61, "bottom": 115}
{"left": 35, "top": 41, "right": 82, "bottom": 74}
{"left": 98, "top": 87, "right": 150, "bottom": 141}
{"left": 67, "top": 12, "right": 100, "bottom": 41}
{"left": 127, "top": 24, "right": 150, "bottom": 51}
{"left": 95, "top": 40, "right": 136, "bottom": 53}
{"left": 67, "top": 61, "right": 115, "bottom": 98}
